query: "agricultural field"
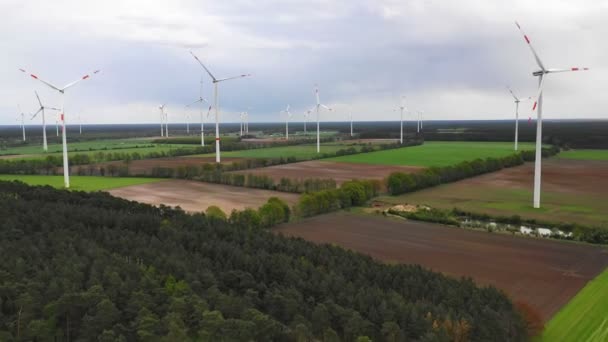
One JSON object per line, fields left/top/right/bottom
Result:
{"left": 276, "top": 212, "right": 608, "bottom": 321}
{"left": 0, "top": 143, "right": 199, "bottom": 161}
{"left": 108, "top": 179, "right": 300, "bottom": 213}
{"left": 328, "top": 141, "right": 537, "bottom": 167}
{"left": 192, "top": 142, "right": 369, "bottom": 160}
{"left": 92, "top": 156, "right": 245, "bottom": 175}
{"left": 0, "top": 138, "right": 156, "bottom": 156}
{"left": 0, "top": 174, "right": 165, "bottom": 191}
{"left": 540, "top": 268, "right": 608, "bottom": 341}
{"left": 231, "top": 160, "right": 422, "bottom": 185}
{"left": 376, "top": 158, "right": 608, "bottom": 227}
{"left": 558, "top": 149, "right": 608, "bottom": 161}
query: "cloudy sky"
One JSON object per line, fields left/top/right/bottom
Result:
{"left": 1, "top": 0, "right": 606, "bottom": 125}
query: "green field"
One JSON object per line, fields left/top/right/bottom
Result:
{"left": 540, "top": 268, "right": 608, "bottom": 341}
{"left": 194, "top": 143, "right": 366, "bottom": 160}
{"left": 0, "top": 143, "right": 199, "bottom": 161}
{"left": 559, "top": 149, "right": 608, "bottom": 161}
{"left": 327, "top": 141, "right": 537, "bottom": 167}
{"left": 0, "top": 175, "right": 165, "bottom": 191}
{"left": 376, "top": 184, "right": 608, "bottom": 227}
{"left": 0, "top": 138, "right": 159, "bottom": 156}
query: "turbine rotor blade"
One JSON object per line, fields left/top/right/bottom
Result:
{"left": 531, "top": 76, "right": 546, "bottom": 111}
{"left": 62, "top": 70, "right": 100, "bottom": 91}
{"left": 216, "top": 74, "right": 251, "bottom": 82}
{"left": 507, "top": 87, "right": 519, "bottom": 101}
{"left": 190, "top": 51, "right": 217, "bottom": 81}
{"left": 34, "top": 91, "right": 43, "bottom": 107}
{"left": 515, "top": 21, "right": 545, "bottom": 71}
{"left": 30, "top": 108, "right": 43, "bottom": 119}
{"left": 547, "top": 67, "right": 590, "bottom": 73}
{"left": 20, "top": 68, "right": 61, "bottom": 92}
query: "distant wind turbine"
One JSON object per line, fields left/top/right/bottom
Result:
{"left": 397, "top": 96, "right": 407, "bottom": 144}
{"left": 18, "top": 105, "right": 25, "bottom": 142}
{"left": 281, "top": 105, "right": 291, "bottom": 140}
{"left": 190, "top": 50, "right": 251, "bottom": 163}
{"left": 507, "top": 87, "right": 531, "bottom": 151}
{"left": 19, "top": 67, "right": 100, "bottom": 188}
{"left": 313, "top": 85, "right": 332, "bottom": 153}
{"left": 186, "top": 77, "right": 210, "bottom": 146}
{"left": 159, "top": 104, "right": 166, "bottom": 137}
{"left": 30, "top": 91, "right": 60, "bottom": 151}
{"left": 515, "top": 21, "right": 589, "bottom": 209}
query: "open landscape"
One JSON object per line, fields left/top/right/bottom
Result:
{"left": 1, "top": 3, "right": 607, "bottom": 340}
{"left": 377, "top": 157, "right": 608, "bottom": 226}
{"left": 276, "top": 212, "right": 608, "bottom": 321}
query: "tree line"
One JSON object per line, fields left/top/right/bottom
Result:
{"left": 0, "top": 180, "right": 528, "bottom": 341}
{"left": 387, "top": 146, "right": 559, "bottom": 196}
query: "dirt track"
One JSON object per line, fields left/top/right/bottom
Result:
{"left": 231, "top": 160, "right": 422, "bottom": 185}
{"left": 109, "top": 180, "right": 299, "bottom": 213}
{"left": 276, "top": 212, "right": 608, "bottom": 321}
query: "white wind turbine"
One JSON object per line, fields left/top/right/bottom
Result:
{"left": 239, "top": 111, "right": 246, "bottom": 136}
{"left": 515, "top": 21, "right": 589, "bottom": 209}
{"left": 158, "top": 104, "right": 166, "bottom": 137}
{"left": 245, "top": 111, "right": 249, "bottom": 135}
{"left": 281, "top": 105, "right": 292, "bottom": 140}
{"left": 20, "top": 68, "right": 99, "bottom": 188}
{"left": 78, "top": 114, "right": 82, "bottom": 135}
{"left": 30, "top": 91, "right": 60, "bottom": 151}
{"left": 348, "top": 111, "right": 353, "bottom": 137}
{"left": 396, "top": 96, "right": 407, "bottom": 144}
{"left": 416, "top": 110, "right": 424, "bottom": 133}
{"left": 304, "top": 110, "right": 311, "bottom": 135}
{"left": 18, "top": 105, "right": 26, "bottom": 142}
{"left": 186, "top": 77, "right": 210, "bottom": 146}
{"left": 507, "top": 87, "right": 531, "bottom": 151}
{"left": 313, "top": 85, "right": 333, "bottom": 153}
{"left": 190, "top": 51, "right": 251, "bottom": 163}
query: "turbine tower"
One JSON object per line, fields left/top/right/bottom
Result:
{"left": 20, "top": 67, "right": 99, "bottom": 188}
{"left": 190, "top": 51, "right": 251, "bottom": 163}
{"left": 349, "top": 112, "right": 353, "bottom": 137}
{"left": 281, "top": 105, "right": 291, "bottom": 140}
{"left": 507, "top": 87, "right": 531, "bottom": 151}
{"left": 159, "top": 104, "right": 166, "bottom": 137}
{"left": 313, "top": 85, "right": 332, "bottom": 153}
{"left": 515, "top": 21, "right": 589, "bottom": 209}
{"left": 18, "top": 105, "right": 25, "bottom": 142}
{"left": 186, "top": 77, "right": 210, "bottom": 146}
{"left": 304, "top": 110, "right": 311, "bottom": 134}
{"left": 30, "top": 91, "right": 60, "bottom": 152}
{"left": 397, "top": 96, "right": 407, "bottom": 144}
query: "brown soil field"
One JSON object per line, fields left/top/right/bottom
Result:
{"left": 109, "top": 179, "right": 299, "bottom": 213}
{"left": 466, "top": 158, "right": 608, "bottom": 195}
{"left": 276, "top": 212, "right": 608, "bottom": 321}
{"left": 231, "top": 160, "right": 422, "bottom": 185}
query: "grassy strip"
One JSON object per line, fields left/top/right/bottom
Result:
{"left": 0, "top": 175, "right": 165, "bottom": 192}
{"left": 540, "top": 268, "right": 608, "bottom": 341}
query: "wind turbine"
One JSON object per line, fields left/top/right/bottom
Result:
{"left": 186, "top": 77, "right": 210, "bottom": 146}
{"left": 30, "top": 91, "right": 60, "bottom": 151}
{"left": 185, "top": 112, "right": 191, "bottom": 134}
{"left": 239, "top": 112, "right": 246, "bottom": 136}
{"left": 416, "top": 110, "right": 424, "bottom": 133}
{"left": 281, "top": 105, "right": 292, "bottom": 140}
{"left": 397, "top": 96, "right": 407, "bottom": 144}
{"left": 78, "top": 114, "right": 82, "bottom": 135}
{"left": 507, "top": 87, "right": 531, "bottom": 151}
{"left": 190, "top": 50, "right": 251, "bottom": 163}
{"left": 18, "top": 105, "right": 25, "bottom": 142}
{"left": 304, "top": 110, "right": 311, "bottom": 134}
{"left": 20, "top": 67, "right": 99, "bottom": 188}
{"left": 159, "top": 104, "right": 166, "bottom": 137}
{"left": 515, "top": 21, "right": 589, "bottom": 209}
{"left": 348, "top": 111, "right": 353, "bottom": 137}
{"left": 313, "top": 85, "right": 332, "bottom": 153}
